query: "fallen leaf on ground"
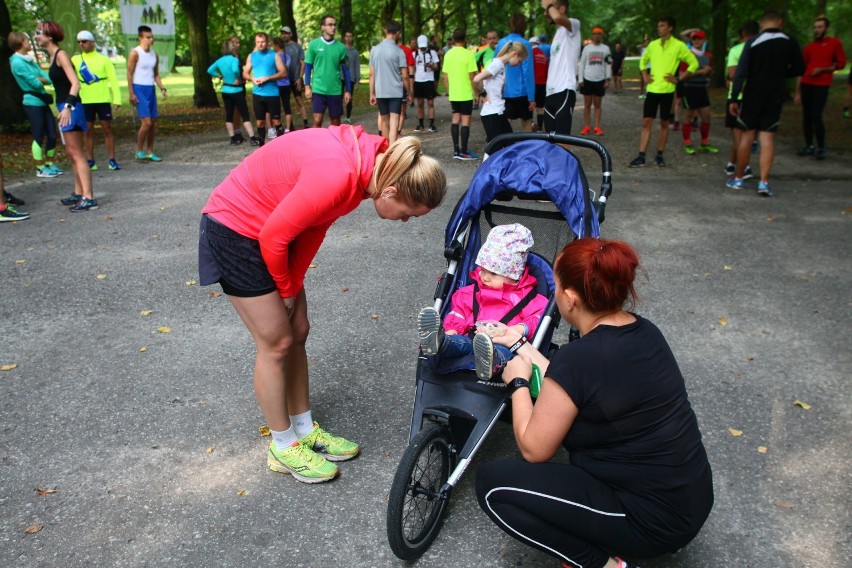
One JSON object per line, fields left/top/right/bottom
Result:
{"left": 140, "top": 310, "right": 153, "bottom": 317}
{"left": 105, "top": 215, "right": 113, "bottom": 220}
{"left": 773, "top": 501, "right": 792, "bottom": 508}
{"left": 208, "top": 292, "right": 221, "bottom": 298}
{"left": 185, "top": 280, "right": 197, "bottom": 286}
{"left": 237, "top": 490, "right": 247, "bottom": 496}
{"left": 793, "top": 400, "right": 812, "bottom": 410}
{"left": 156, "top": 327, "right": 172, "bottom": 333}
{"left": 719, "top": 317, "right": 727, "bottom": 326}
{"left": 206, "top": 447, "right": 214, "bottom": 454}
{"left": 307, "top": 359, "right": 317, "bottom": 366}
{"left": 723, "top": 265, "right": 732, "bottom": 270}
{"left": 746, "top": 355, "right": 754, "bottom": 361}
{"left": 342, "top": 287, "right": 349, "bottom": 292}
{"left": 1, "top": 364, "right": 18, "bottom": 371}
{"left": 24, "top": 523, "right": 43, "bottom": 534}
{"left": 139, "top": 346, "right": 148, "bottom": 352}
{"left": 371, "top": 314, "right": 380, "bottom": 319}
{"left": 96, "top": 274, "right": 107, "bottom": 280}
{"left": 15, "top": 259, "right": 26, "bottom": 264}
{"left": 766, "top": 215, "right": 775, "bottom": 222}
{"left": 34, "top": 488, "right": 57, "bottom": 495}
{"left": 308, "top": 264, "right": 316, "bottom": 268}
{"left": 727, "top": 427, "right": 743, "bottom": 437}
{"left": 258, "top": 425, "right": 271, "bottom": 437}
{"left": 757, "top": 446, "right": 768, "bottom": 454}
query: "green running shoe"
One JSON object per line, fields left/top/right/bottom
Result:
{"left": 700, "top": 143, "right": 719, "bottom": 153}
{"left": 300, "top": 422, "right": 360, "bottom": 462}
{"left": 683, "top": 145, "right": 696, "bottom": 155}
{"left": 267, "top": 441, "right": 339, "bottom": 483}
{"left": 147, "top": 153, "right": 163, "bottom": 162}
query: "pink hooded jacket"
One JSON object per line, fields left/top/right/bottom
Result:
{"left": 443, "top": 266, "right": 549, "bottom": 336}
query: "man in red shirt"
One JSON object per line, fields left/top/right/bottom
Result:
{"left": 795, "top": 16, "right": 846, "bottom": 160}
{"left": 530, "top": 36, "right": 549, "bottom": 131}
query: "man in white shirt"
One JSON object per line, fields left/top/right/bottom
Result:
{"left": 413, "top": 35, "right": 439, "bottom": 132}
{"left": 542, "top": 0, "right": 582, "bottom": 134}
{"left": 578, "top": 26, "right": 612, "bottom": 135}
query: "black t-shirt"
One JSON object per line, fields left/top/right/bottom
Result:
{"left": 547, "top": 314, "right": 713, "bottom": 543}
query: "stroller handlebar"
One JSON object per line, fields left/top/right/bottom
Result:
{"left": 483, "top": 132, "right": 613, "bottom": 225}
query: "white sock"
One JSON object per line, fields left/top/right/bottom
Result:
{"left": 271, "top": 426, "right": 298, "bottom": 451}
{"left": 290, "top": 410, "right": 315, "bottom": 438}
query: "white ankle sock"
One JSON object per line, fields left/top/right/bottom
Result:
{"left": 271, "top": 426, "right": 298, "bottom": 451}
{"left": 290, "top": 410, "right": 314, "bottom": 438}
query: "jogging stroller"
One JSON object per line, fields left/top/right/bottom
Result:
{"left": 386, "top": 133, "right": 613, "bottom": 560}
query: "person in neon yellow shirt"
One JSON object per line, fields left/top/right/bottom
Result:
{"left": 441, "top": 28, "right": 478, "bottom": 160}
{"left": 72, "top": 31, "right": 122, "bottom": 171}
{"left": 628, "top": 16, "right": 698, "bottom": 168}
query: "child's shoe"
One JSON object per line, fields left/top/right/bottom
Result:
{"left": 417, "top": 307, "right": 443, "bottom": 355}
{"left": 473, "top": 333, "right": 495, "bottom": 381}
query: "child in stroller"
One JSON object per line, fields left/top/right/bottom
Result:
{"left": 417, "top": 223, "right": 549, "bottom": 381}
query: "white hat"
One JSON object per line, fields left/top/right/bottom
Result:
{"left": 417, "top": 35, "right": 428, "bottom": 48}
{"left": 476, "top": 224, "right": 534, "bottom": 281}
{"left": 280, "top": 26, "right": 292, "bottom": 33}
{"left": 76, "top": 30, "right": 95, "bottom": 42}
{"left": 528, "top": 36, "right": 540, "bottom": 45}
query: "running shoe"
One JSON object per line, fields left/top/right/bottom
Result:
{"left": 428, "top": 125, "right": 438, "bottom": 133}
{"left": 146, "top": 153, "right": 163, "bottom": 162}
{"left": 593, "top": 127, "right": 604, "bottom": 135}
{"left": 453, "top": 151, "right": 461, "bottom": 160}
{"left": 726, "top": 178, "right": 744, "bottom": 190}
{"left": 417, "top": 307, "right": 442, "bottom": 355}
{"left": 88, "top": 159, "right": 98, "bottom": 171}
{"left": 250, "top": 136, "right": 261, "bottom": 146}
{"left": 724, "top": 163, "right": 735, "bottom": 176}
{"left": 413, "top": 124, "right": 425, "bottom": 132}
{"left": 0, "top": 205, "right": 30, "bottom": 222}
{"left": 108, "top": 159, "right": 121, "bottom": 170}
{"left": 628, "top": 155, "right": 646, "bottom": 168}
{"left": 230, "top": 135, "right": 242, "bottom": 146}
{"left": 638, "top": 94, "right": 646, "bottom": 99}
{"left": 267, "top": 128, "right": 277, "bottom": 140}
{"left": 69, "top": 198, "right": 99, "bottom": 212}
{"left": 267, "top": 441, "right": 339, "bottom": 483}
{"left": 683, "top": 145, "right": 696, "bottom": 155}
{"left": 135, "top": 151, "right": 148, "bottom": 160}
{"left": 47, "top": 164, "right": 64, "bottom": 175}
{"left": 580, "top": 126, "right": 591, "bottom": 135}
{"left": 37, "top": 167, "right": 58, "bottom": 178}
{"left": 60, "top": 193, "right": 83, "bottom": 206}
{"left": 742, "top": 165, "right": 755, "bottom": 180}
{"left": 344, "top": 118, "right": 351, "bottom": 124}
{"left": 457, "top": 151, "right": 478, "bottom": 161}
{"left": 751, "top": 141, "right": 758, "bottom": 153}
{"left": 4, "top": 191, "right": 25, "bottom": 206}
{"left": 473, "top": 333, "right": 495, "bottom": 381}
{"left": 815, "top": 148, "right": 827, "bottom": 161}
{"left": 300, "top": 422, "right": 360, "bottom": 462}
{"left": 796, "top": 146, "right": 814, "bottom": 157}
{"left": 655, "top": 154, "right": 666, "bottom": 167}
{"left": 699, "top": 143, "right": 719, "bottom": 153}
{"left": 757, "top": 181, "right": 773, "bottom": 197}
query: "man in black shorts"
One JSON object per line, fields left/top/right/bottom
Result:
{"left": 413, "top": 34, "right": 439, "bottom": 132}
{"left": 728, "top": 11, "right": 804, "bottom": 196}
{"left": 244, "top": 32, "right": 286, "bottom": 146}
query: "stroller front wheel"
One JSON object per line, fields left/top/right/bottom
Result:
{"left": 386, "top": 423, "right": 455, "bottom": 560}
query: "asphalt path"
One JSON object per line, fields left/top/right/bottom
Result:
{"left": 1, "top": 88, "right": 849, "bottom": 567}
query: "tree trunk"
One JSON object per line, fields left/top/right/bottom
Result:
{"left": 179, "top": 0, "right": 218, "bottom": 108}
{"left": 711, "top": 0, "right": 727, "bottom": 88}
{"left": 278, "top": 0, "right": 296, "bottom": 37}
{"left": 0, "top": 0, "right": 26, "bottom": 132}
{"left": 381, "top": 0, "right": 399, "bottom": 30}
{"left": 340, "top": 0, "right": 353, "bottom": 35}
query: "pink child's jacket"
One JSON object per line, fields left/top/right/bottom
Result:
{"left": 443, "top": 266, "right": 549, "bottom": 335}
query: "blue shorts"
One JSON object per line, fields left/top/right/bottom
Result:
{"left": 57, "top": 102, "right": 88, "bottom": 132}
{"left": 311, "top": 93, "right": 343, "bottom": 118}
{"left": 134, "top": 84, "right": 159, "bottom": 119}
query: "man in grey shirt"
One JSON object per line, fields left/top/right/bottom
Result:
{"left": 342, "top": 30, "right": 361, "bottom": 124}
{"left": 369, "top": 20, "right": 411, "bottom": 144}
{"left": 280, "top": 25, "right": 308, "bottom": 129}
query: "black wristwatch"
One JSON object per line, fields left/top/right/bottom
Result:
{"left": 506, "top": 377, "right": 530, "bottom": 397}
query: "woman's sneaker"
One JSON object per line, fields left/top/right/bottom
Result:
{"left": 267, "top": 441, "right": 339, "bottom": 483}
{"left": 69, "top": 198, "right": 99, "bottom": 212}
{"left": 37, "top": 166, "right": 58, "bottom": 178}
{"left": 47, "top": 164, "right": 64, "bottom": 175}
{"left": 417, "top": 307, "right": 443, "bottom": 355}
{"left": 60, "top": 193, "right": 83, "bottom": 206}
{"left": 299, "top": 422, "right": 360, "bottom": 462}
{"left": 473, "top": 333, "right": 496, "bottom": 381}
{"left": 108, "top": 159, "right": 121, "bottom": 170}
{"left": 0, "top": 205, "right": 30, "bottom": 222}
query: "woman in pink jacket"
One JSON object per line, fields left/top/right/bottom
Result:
{"left": 200, "top": 126, "right": 446, "bottom": 483}
{"left": 418, "top": 224, "right": 549, "bottom": 380}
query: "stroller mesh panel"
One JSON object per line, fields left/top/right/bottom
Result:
{"left": 479, "top": 201, "right": 576, "bottom": 264}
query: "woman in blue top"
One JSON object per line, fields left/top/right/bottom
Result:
{"left": 208, "top": 37, "right": 256, "bottom": 145}
{"left": 8, "top": 31, "right": 61, "bottom": 178}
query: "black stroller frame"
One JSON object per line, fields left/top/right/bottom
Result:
{"left": 386, "top": 133, "right": 613, "bottom": 560}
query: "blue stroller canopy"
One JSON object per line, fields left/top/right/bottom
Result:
{"left": 444, "top": 140, "right": 601, "bottom": 248}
